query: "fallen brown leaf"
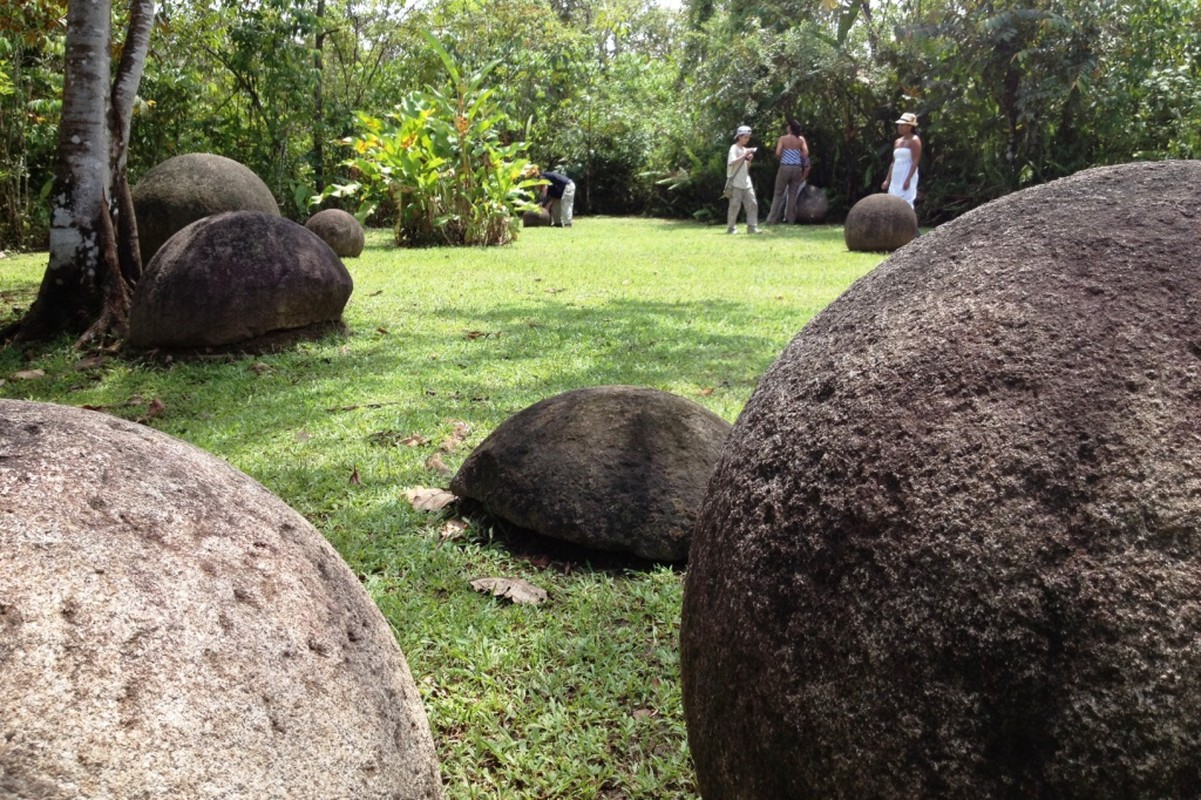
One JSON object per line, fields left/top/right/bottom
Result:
{"left": 249, "top": 362, "right": 271, "bottom": 375}
{"left": 425, "top": 453, "right": 453, "bottom": 477}
{"left": 698, "top": 387, "right": 715, "bottom": 396}
{"left": 349, "top": 466, "right": 362, "bottom": 485}
{"left": 74, "top": 356, "right": 109, "bottom": 371}
{"left": 402, "top": 433, "right": 430, "bottom": 447}
{"left": 470, "top": 577, "right": 548, "bottom": 605}
{"left": 440, "top": 518, "right": 470, "bottom": 544}
{"left": 10, "top": 369, "right": 44, "bottom": 380}
{"left": 405, "top": 487, "right": 456, "bottom": 512}
{"left": 145, "top": 398, "right": 166, "bottom": 419}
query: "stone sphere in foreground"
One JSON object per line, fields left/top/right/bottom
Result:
{"left": 450, "top": 385, "right": 732, "bottom": 562}
{"left": 129, "top": 210, "right": 352, "bottom": 350}
{"left": 132, "top": 153, "right": 280, "bottom": 264}
{"left": 793, "top": 183, "right": 829, "bottom": 223}
{"left": 0, "top": 399, "right": 443, "bottom": 799}
{"left": 682, "top": 161, "right": 1201, "bottom": 799}
{"left": 844, "top": 192, "right": 917, "bottom": 251}
{"left": 306, "top": 208, "right": 366, "bottom": 258}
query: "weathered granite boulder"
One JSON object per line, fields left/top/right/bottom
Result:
{"left": 306, "top": 208, "right": 365, "bottom": 258}
{"left": 0, "top": 399, "right": 443, "bottom": 799}
{"left": 681, "top": 161, "right": 1201, "bottom": 799}
{"left": 844, "top": 192, "right": 917, "bottom": 251}
{"left": 793, "top": 183, "right": 829, "bottom": 223}
{"left": 129, "top": 210, "right": 352, "bottom": 350}
{"left": 450, "top": 386, "right": 731, "bottom": 562}
{"left": 522, "top": 208, "right": 551, "bottom": 227}
{"left": 132, "top": 153, "right": 280, "bottom": 264}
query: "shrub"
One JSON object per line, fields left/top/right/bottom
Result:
{"left": 319, "top": 36, "right": 542, "bottom": 247}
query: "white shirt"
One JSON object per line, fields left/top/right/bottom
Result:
{"left": 727, "top": 144, "right": 753, "bottom": 190}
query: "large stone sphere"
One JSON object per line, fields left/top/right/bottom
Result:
{"left": 129, "top": 210, "right": 352, "bottom": 350}
{"left": 132, "top": 153, "right": 280, "bottom": 264}
{"left": 0, "top": 399, "right": 443, "bottom": 799}
{"left": 681, "top": 161, "right": 1201, "bottom": 799}
{"left": 844, "top": 192, "right": 917, "bottom": 251}
{"left": 306, "top": 208, "right": 365, "bottom": 258}
{"left": 793, "top": 183, "right": 829, "bottom": 223}
{"left": 450, "top": 385, "right": 731, "bottom": 562}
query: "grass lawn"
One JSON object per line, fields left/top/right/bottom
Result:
{"left": 0, "top": 216, "right": 885, "bottom": 798}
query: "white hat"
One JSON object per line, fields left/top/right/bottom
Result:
{"left": 734, "top": 125, "right": 752, "bottom": 140}
{"left": 895, "top": 112, "right": 918, "bottom": 127}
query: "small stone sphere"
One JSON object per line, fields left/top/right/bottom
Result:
{"left": 793, "top": 184, "right": 829, "bottom": 223}
{"left": 305, "top": 208, "right": 366, "bottom": 258}
{"left": 844, "top": 192, "right": 917, "bottom": 251}
{"left": 522, "top": 208, "right": 552, "bottom": 227}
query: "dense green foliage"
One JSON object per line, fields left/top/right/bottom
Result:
{"left": 323, "top": 37, "right": 543, "bottom": 246}
{"left": 0, "top": 218, "right": 887, "bottom": 798}
{"left": 1, "top": 0, "right": 1198, "bottom": 251}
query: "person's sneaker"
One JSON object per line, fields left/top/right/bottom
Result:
{"left": 727, "top": 227, "right": 738, "bottom": 234}
{"left": 748, "top": 227, "right": 764, "bottom": 234}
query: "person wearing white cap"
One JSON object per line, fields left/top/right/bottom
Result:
{"left": 882, "top": 112, "right": 921, "bottom": 207}
{"left": 726, "top": 125, "right": 762, "bottom": 234}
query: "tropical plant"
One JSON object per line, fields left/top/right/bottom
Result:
{"left": 319, "top": 36, "right": 543, "bottom": 247}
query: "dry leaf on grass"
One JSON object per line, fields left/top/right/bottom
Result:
{"left": 74, "top": 356, "right": 109, "bottom": 371}
{"left": 440, "top": 518, "right": 470, "bottom": 544}
{"left": 349, "top": 466, "right": 362, "bottom": 485}
{"left": 10, "top": 369, "right": 44, "bottom": 381}
{"left": 405, "top": 487, "right": 456, "bottom": 512}
{"left": 425, "top": 453, "right": 453, "bottom": 477}
{"left": 438, "top": 420, "right": 472, "bottom": 452}
{"left": 470, "top": 577, "right": 548, "bottom": 605}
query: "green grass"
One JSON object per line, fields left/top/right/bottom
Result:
{"left": 0, "top": 217, "right": 884, "bottom": 799}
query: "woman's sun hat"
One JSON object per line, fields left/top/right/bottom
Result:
{"left": 895, "top": 112, "right": 919, "bottom": 127}
{"left": 734, "top": 125, "right": 753, "bottom": 139}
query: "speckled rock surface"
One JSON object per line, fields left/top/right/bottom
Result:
{"left": 844, "top": 192, "right": 918, "bottom": 251}
{"left": 132, "top": 153, "right": 280, "bottom": 264}
{"left": 681, "top": 161, "right": 1201, "bottom": 799}
{"left": 129, "top": 210, "right": 352, "bottom": 349}
{"left": 306, "top": 208, "right": 366, "bottom": 258}
{"left": 450, "top": 385, "right": 731, "bottom": 562}
{"left": 0, "top": 400, "right": 443, "bottom": 800}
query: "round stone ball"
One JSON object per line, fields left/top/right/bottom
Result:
{"left": 450, "top": 385, "right": 732, "bottom": 562}
{"left": 132, "top": 153, "right": 280, "bottom": 264}
{"left": 306, "top": 208, "right": 365, "bottom": 258}
{"left": 844, "top": 192, "right": 918, "bottom": 251}
{"left": 681, "top": 160, "right": 1201, "bottom": 799}
{"left": 0, "top": 399, "right": 444, "bottom": 799}
{"left": 522, "top": 208, "right": 551, "bottom": 227}
{"left": 129, "top": 210, "right": 352, "bottom": 350}
{"left": 793, "top": 183, "right": 829, "bottom": 223}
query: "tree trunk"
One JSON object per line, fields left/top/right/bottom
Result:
{"left": 6, "top": 0, "right": 153, "bottom": 346}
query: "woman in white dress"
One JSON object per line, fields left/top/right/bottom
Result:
{"left": 882, "top": 112, "right": 921, "bottom": 207}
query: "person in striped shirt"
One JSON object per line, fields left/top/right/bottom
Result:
{"left": 764, "top": 119, "right": 811, "bottom": 226}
